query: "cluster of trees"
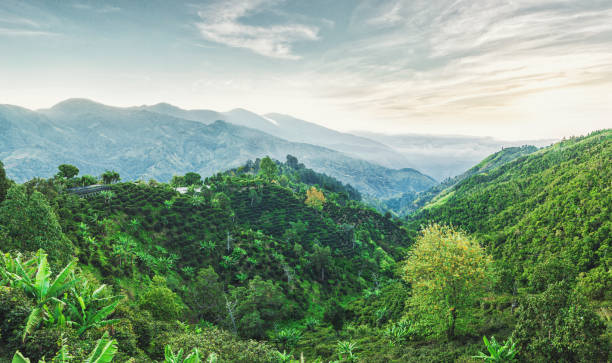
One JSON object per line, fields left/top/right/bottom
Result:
{"left": 51, "top": 164, "right": 121, "bottom": 187}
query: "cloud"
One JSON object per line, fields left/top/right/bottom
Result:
{"left": 72, "top": 3, "right": 120, "bottom": 13}
{"left": 195, "top": 0, "right": 319, "bottom": 60}
{"left": 304, "top": 0, "right": 612, "bottom": 135}
{"left": 0, "top": 27, "right": 57, "bottom": 36}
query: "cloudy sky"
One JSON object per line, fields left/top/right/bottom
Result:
{"left": 1, "top": 0, "right": 611, "bottom": 139}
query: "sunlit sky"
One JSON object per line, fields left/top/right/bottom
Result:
{"left": 1, "top": 0, "right": 611, "bottom": 139}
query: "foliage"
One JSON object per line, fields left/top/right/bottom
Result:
{"left": 100, "top": 171, "right": 120, "bottom": 185}
{"left": 139, "top": 276, "right": 183, "bottom": 321}
{"left": 57, "top": 164, "right": 80, "bottom": 179}
{"left": 473, "top": 336, "right": 517, "bottom": 362}
{"left": 402, "top": 224, "right": 494, "bottom": 338}
{"left": 305, "top": 186, "right": 326, "bottom": 210}
{"left": 259, "top": 156, "right": 278, "bottom": 180}
{"left": 0, "top": 186, "right": 73, "bottom": 262}
{"left": 512, "top": 281, "right": 608, "bottom": 362}
{"left": 0, "top": 160, "right": 12, "bottom": 203}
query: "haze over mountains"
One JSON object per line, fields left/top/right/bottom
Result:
{"left": 1, "top": 98, "right": 556, "bottom": 201}
{"left": 1, "top": 99, "right": 436, "bottom": 199}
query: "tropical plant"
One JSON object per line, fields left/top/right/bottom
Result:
{"left": 473, "top": 336, "right": 517, "bottom": 362}
{"left": 65, "top": 283, "right": 123, "bottom": 336}
{"left": 11, "top": 332, "right": 117, "bottom": 363}
{"left": 0, "top": 250, "right": 78, "bottom": 341}
{"left": 336, "top": 340, "right": 358, "bottom": 362}
{"left": 164, "top": 346, "right": 202, "bottom": 363}
{"left": 271, "top": 327, "right": 302, "bottom": 351}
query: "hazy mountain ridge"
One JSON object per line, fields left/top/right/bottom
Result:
{"left": 136, "top": 104, "right": 413, "bottom": 170}
{"left": 0, "top": 99, "right": 436, "bottom": 199}
{"left": 354, "top": 131, "right": 556, "bottom": 180}
{"left": 379, "top": 145, "right": 541, "bottom": 216}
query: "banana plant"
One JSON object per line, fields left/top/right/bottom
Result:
{"left": 66, "top": 282, "right": 123, "bottom": 336}
{"left": 164, "top": 346, "right": 203, "bottom": 363}
{"left": 11, "top": 332, "right": 117, "bottom": 363}
{"left": 473, "top": 336, "right": 518, "bottom": 362}
{"left": 0, "top": 250, "right": 79, "bottom": 341}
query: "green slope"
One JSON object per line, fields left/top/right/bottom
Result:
{"left": 409, "top": 130, "right": 611, "bottom": 291}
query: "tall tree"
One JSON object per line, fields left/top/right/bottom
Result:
{"left": 183, "top": 172, "right": 203, "bottom": 186}
{"left": 101, "top": 170, "right": 120, "bottom": 184}
{"left": 0, "top": 185, "right": 72, "bottom": 262}
{"left": 402, "top": 224, "right": 493, "bottom": 339}
{"left": 259, "top": 156, "right": 278, "bottom": 180}
{"left": 57, "top": 164, "right": 79, "bottom": 179}
{"left": 0, "top": 160, "right": 9, "bottom": 203}
{"left": 305, "top": 186, "right": 326, "bottom": 210}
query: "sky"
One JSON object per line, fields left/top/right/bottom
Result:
{"left": 0, "top": 0, "right": 611, "bottom": 140}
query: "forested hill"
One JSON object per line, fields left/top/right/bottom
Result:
{"left": 376, "top": 145, "right": 539, "bottom": 216}
{"left": 409, "top": 129, "right": 611, "bottom": 295}
{"left": 0, "top": 157, "right": 412, "bottom": 361}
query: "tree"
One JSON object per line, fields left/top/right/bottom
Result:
{"left": 139, "top": 276, "right": 183, "bottom": 321}
{"left": 286, "top": 155, "right": 299, "bottom": 170}
{"left": 512, "top": 281, "right": 607, "bottom": 362}
{"left": 80, "top": 175, "right": 98, "bottom": 186}
{"left": 0, "top": 185, "right": 72, "bottom": 261}
{"left": 310, "top": 243, "right": 332, "bottom": 281}
{"left": 0, "top": 160, "right": 10, "bottom": 203}
{"left": 57, "top": 164, "right": 79, "bottom": 179}
{"left": 402, "top": 224, "right": 493, "bottom": 339}
{"left": 101, "top": 170, "right": 120, "bottom": 184}
{"left": 259, "top": 156, "right": 277, "bottom": 180}
{"left": 183, "top": 172, "right": 203, "bottom": 186}
{"left": 305, "top": 187, "right": 326, "bottom": 210}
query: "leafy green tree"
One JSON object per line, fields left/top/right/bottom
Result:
{"left": 139, "top": 276, "right": 183, "bottom": 321}
{"left": 100, "top": 171, "right": 120, "bottom": 185}
{"left": 57, "top": 164, "right": 79, "bottom": 179}
{"left": 183, "top": 172, "right": 203, "bottom": 186}
{"left": 227, "top": 276, "right": 293, "bottom": 339}
{"left": 211, "top": 192, "right": 231, "bottom": 210}
{"left": 0, "top": 160, "right": 10, "bottom": 203}
{"left": 184, "top": 267, "right": 224, "bottom": 322}
{"left": 402, "top": 224, "right": 493, "bottom": 338}
{"left": 259, "top": 157, "right": 277, "bottom": 180}
{"left": 0, "top": 186, "right": 71, "bottom": 261}
{"left": 80, "top": 175, "right": 98, "bottom": 186}
{"left": 512, "top": 281, "right": 607, "bottom": 362}
{"left": 310, "top": 243, "right": 332, "bottom": 281}
{"left": 286, "top": 155, "right": 299, "bottom": 170}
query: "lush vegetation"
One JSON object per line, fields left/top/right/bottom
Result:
{"left": 0, "top": 130, "right": 610, "bottom": 362}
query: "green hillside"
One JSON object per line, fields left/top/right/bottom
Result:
{"left": 0, "top": 138, "right": 610, "bottom": 362}
{"left": 381, "top": 145, "right": 539, "bottom": 216}
{"left": 410, "top": 130, "right": 611, "bottom": 295}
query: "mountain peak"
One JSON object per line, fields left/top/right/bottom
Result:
{"left": 44, "top": 98, "right": 114, "bottom": 114}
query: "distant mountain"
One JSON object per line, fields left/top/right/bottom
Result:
{"left": 353, "top": 131, "right": 556, "bottom": 180}
{"left": 0, "top": 99, "right": 436, "bottom": 199}
{"left": 136, "top": 104, "right": 412, "bottom": 170}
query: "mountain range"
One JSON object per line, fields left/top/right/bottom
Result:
{"left": 0, "top": 99, "right": 435, "bottom": 199}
